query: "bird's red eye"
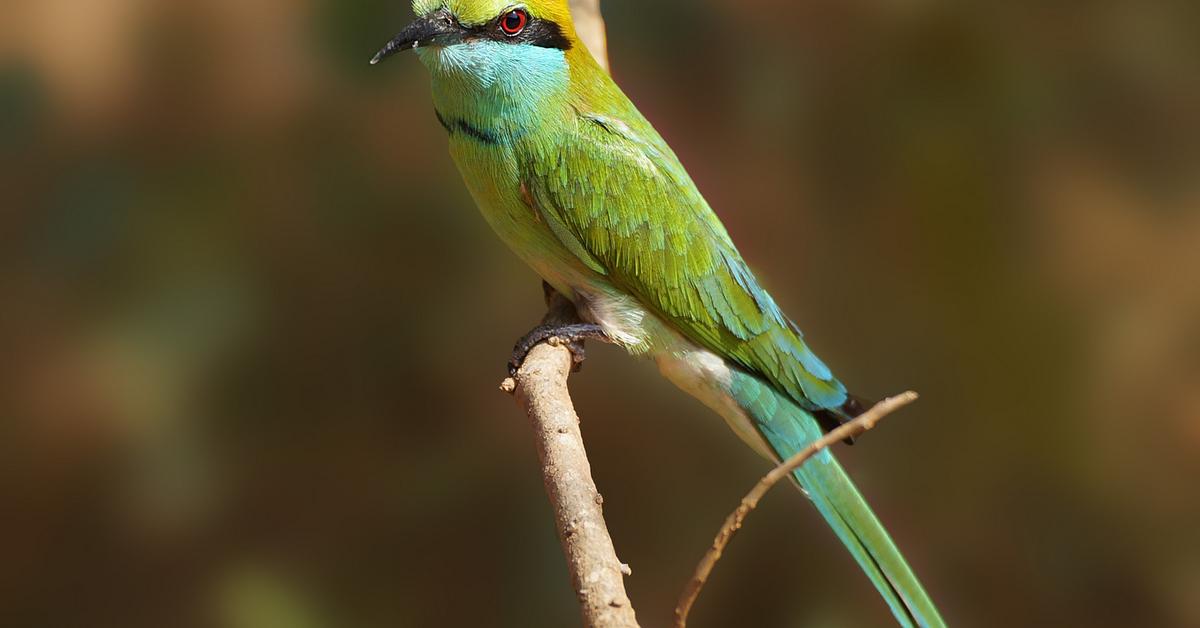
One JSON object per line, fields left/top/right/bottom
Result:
{"left": 500, "top": 9, "right": 528, "bottom": 35}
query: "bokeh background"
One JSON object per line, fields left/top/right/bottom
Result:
{"left": 3, "top": 0, "right": 1199, "bottom": 626}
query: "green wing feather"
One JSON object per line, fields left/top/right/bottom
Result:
{"left": 519, "top": 89, "right": 848, "bottom": 411}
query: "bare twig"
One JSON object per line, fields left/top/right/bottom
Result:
{"left": 569, "top": 0, "right": 610, "bottom": 72}
{"left": 501, "top": 291, "right": 640, "bottom": 628}
{"left": 673, "top": 391, "right": 921, "bottom": 628}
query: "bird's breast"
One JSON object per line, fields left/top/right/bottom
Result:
{"left": 444, "top": 131, "right": 660, "bottom": 354}
{"left": 444, "top": 135, "right": 594, "bottom": 300}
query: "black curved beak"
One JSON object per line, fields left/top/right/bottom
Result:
{"left": 370, "top": 9, "right": 466, "bottom": 65}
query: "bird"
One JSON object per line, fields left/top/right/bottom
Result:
{"left": 372, "top": 1, "right": 944, "bottom": 625}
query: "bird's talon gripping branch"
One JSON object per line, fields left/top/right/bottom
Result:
{"left": 508, "top": 323, "right": 611, "bottom": 377}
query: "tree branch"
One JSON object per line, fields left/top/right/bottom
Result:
{"left": 673, "top": 391, "right": 921, "bottom": 628}
{"left": 570, "top": 0, "right": 610, "bottom": 72}
{"left": 501, "top": 291, "right": 640, "bottom": 628}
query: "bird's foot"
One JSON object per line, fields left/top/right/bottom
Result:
{"left": 508, "top": 323, "right": 611, "bottom": 377}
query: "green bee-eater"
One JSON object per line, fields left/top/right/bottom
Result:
{"left": 373, "top": 1, "right": 944, "bottom": 625}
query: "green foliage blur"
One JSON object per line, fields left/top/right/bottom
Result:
{"left": 3, "top": 0, "right": 1198, "bottom": 626}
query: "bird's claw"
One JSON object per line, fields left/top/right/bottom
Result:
{"left": 508, "top": 323, "right": 610, "bottom": 377}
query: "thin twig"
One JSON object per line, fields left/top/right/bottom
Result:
{"left": 673, "top": 391, "right": 921, "bottom": 628}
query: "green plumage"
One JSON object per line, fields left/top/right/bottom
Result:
{"left": 377, "top": 1, "right": 946, "bottom": 625}
{"left": 523, "top": 87, "right": 850, "bottom": 411}
{"left": 732, "top": 368, "right": 941, "bottom": 627}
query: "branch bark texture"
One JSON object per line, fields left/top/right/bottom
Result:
{"left": 503, "top": 292, "right": 639, "bottom": 628}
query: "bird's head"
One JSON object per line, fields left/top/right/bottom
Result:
{"left": 371, "top": 1, "right": 582, "bottom": 81}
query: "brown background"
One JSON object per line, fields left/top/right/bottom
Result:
{"left": 3, "top": 0, "right": 1199, "bottom": 626}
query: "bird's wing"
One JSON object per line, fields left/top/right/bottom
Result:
{"left": 521, "top": 106, "right": 848, "bottom": 411}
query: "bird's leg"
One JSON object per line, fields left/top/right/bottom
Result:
{"left": 508, "top": 323, "right": 611, "bottom": 377}
{"left": 508, "top": 281, "right": 613, "bottom": 376}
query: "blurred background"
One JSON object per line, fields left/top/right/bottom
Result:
{"left": 2, "top": 0, "right": 1198, "bottom": 626}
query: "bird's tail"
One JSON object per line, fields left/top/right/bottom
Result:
{"left": 728, "top": 371, "right": 946, "bottom": 627}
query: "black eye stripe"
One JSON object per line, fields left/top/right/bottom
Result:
{"left": 504, "top": 18, "right": 571, "bottom": 50}
{"left": 459, "top": 13, "right": 572, "bottom": 50}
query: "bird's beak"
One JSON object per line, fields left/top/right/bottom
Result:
{"left": 370, "top": 9, "right": 466, "bottom": 65}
